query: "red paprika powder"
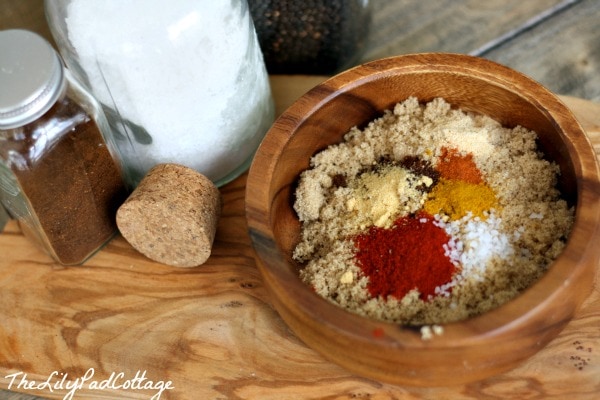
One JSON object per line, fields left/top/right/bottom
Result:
{"left": 353, "top": 211, "right": 456, "bottom": 301}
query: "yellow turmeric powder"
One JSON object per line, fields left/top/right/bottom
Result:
{"left": 424, "top": 178, "right": 498, "bottom": 220}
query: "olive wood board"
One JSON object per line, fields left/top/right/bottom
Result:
{"left": 0, "top": 75, "right": 599, "bottom": 400}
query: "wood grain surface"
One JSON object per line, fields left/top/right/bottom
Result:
{"left": 362, "top": 0, "right": 600, "bottom": 102}
{"left": 363, "top": 0, "right": 568, "bottom": 60}
{"left": 0, "top": 0, "right": 599, "bottom": 398}
{"left": 0, "top": 75, "right": 599, "bottom": 400}
{"left": 482, "top": 0, "right": 600, "bottom": 101}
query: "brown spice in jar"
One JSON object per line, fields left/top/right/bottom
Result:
{"left": 0, "top": 96, "right": 128, "bottom": 264}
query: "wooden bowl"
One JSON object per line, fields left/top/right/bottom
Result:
{"left": 245, "top": 53, "right": 600, "bottom": 386}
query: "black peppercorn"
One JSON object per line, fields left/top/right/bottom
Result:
{"left": 249, "top": 0, "right": 372, "bottom": 74}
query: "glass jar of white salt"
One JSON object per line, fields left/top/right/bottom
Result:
{"left": 44, "top": 0, "right": 275, "bottom": 187}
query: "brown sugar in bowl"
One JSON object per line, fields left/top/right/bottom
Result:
{"left": 244, "top": 53, "right": 600, "bottom": 386}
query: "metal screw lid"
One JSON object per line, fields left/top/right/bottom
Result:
{"left": 0, "top": 29, "right": 65, "bottom": 129}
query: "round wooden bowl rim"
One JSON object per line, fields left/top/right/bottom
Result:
{"left": 246, "top": 53, "right": 600, "bottom": 350}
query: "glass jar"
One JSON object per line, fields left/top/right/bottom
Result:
{"left": 0, "top": 29, "right": 129, "bottom": 265}
{"left": 0, "top": 204, "right": 8, "bottom": 232}
{"left": 248, "top": 0, "right": 373, "bottom": 74}
{"left": 45, "top": 0, "right": 275, "bottom": 187}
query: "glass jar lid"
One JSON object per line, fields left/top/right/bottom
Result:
{"left": 0, "top": 29, "right": 65, "bottom": 129}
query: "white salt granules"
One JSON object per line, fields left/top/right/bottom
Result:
{"left": 435, "top": 211, "right": 515, "bottom": 292}
{"left": 65, "top": 0, "right": 274, "bottom": 185}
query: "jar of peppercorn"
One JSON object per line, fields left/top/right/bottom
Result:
{"left": 0, "top": 29, "right": 129, "bottom": 265}
{"left": 249, "top": 0, "right": 373, "bottom": 74}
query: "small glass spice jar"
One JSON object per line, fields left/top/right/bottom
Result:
{"left": 249, "top": 0, "right": 373, "bottom": 74}
{"left": 0, "top": 29, "right": 129, "bottom": 265}
{"left": 45, "top": 0, "right": 275, "bottom": 187}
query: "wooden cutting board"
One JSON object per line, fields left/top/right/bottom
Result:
{"left": 1, "top": 76, "right": 599, "bottom": 400}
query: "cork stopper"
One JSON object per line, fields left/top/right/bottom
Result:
{"left": 116, "top": 163, "right": 222, "bottom": 267}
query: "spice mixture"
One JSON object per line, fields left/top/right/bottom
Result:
{"left": 0, "top": 97, "right": 128, "bottom": 265}
{"left": 293, "top": 97, "right": 573, "bottom": 325}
